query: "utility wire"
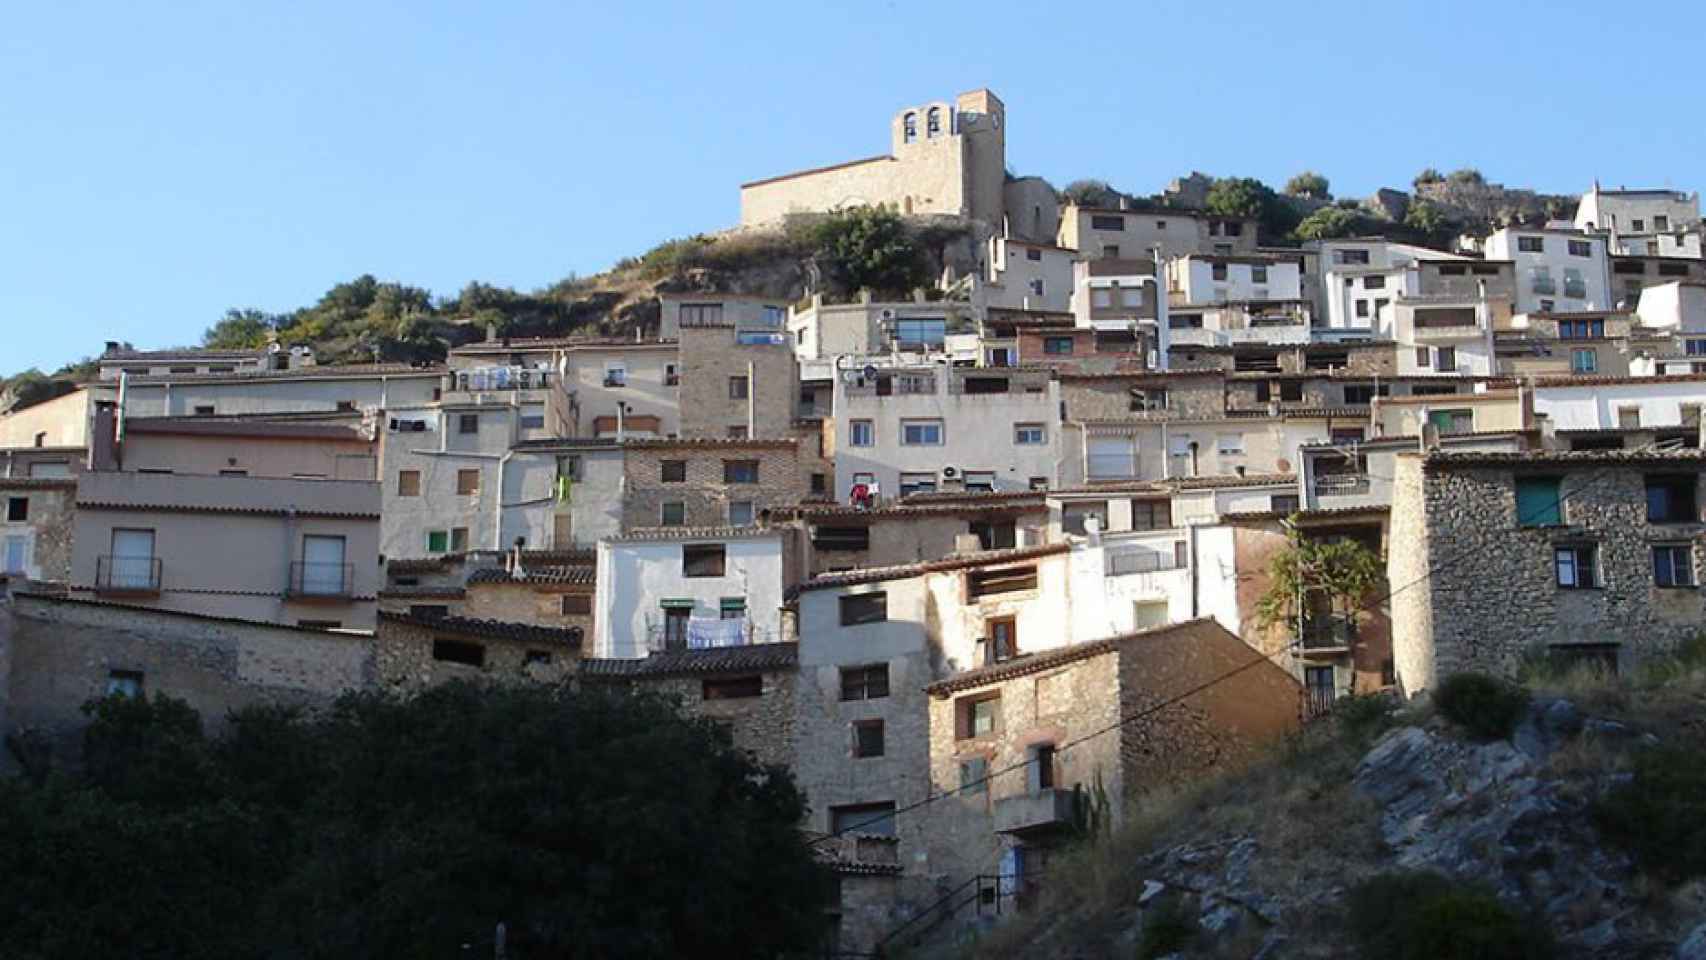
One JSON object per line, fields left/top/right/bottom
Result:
{"left": 813, "top": 446, "right": 1649, "bottom": 844}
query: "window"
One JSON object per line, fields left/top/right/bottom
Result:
{"left": 985, "top": 616, "right": 1018, "bottom": 663}
{"left": 1251, "top": 265, "right": 1269, "bottom": 284}
{"left": 665, "top": 363, "right": 679, "bottom": 386}
{"left": 830, "top": 802, "right": 896, "bottom": 837}
{"left": 433, "top": 639, "right": 486, "bottom": 667}
{"left": 726, "top": 425, "right": 748, "bottom": 439}
{"left": 1540, "top": 300, "right": 1555, "bottom": 312}
{"left": 397, "top": 470, "right": 421, "bottom": 496}
{"left": 1090, "top": 214, "right": 1125, "bottom": 231}
{"left": 839, "top": 663, "right": 889, "bottom": 700}
{"left": 719, "top": 597, "right": 746, "bottom": 621}
{"left": 839, "top": 593, "right": 888, "bottom": 627}
{"left": 1415, "top": 347, "right": 1431, "bottom": 368}
{"left": 1120, "top": 287, "right": 1143, "bottom": 307}
{"left": 1558, "top": 318, "right": 1605, "bottom": 339}
{"left": 926, "top": 106, "right": 941, "bottom": 137}
{"left": 1655, "top": 215, "right": 1670, "bottom": 232}
{"left": 853, "top": 719, "right": 885, "bottom": 758}
{"left": 849, "top": 420, "right": 874, "bottom": 447}
{"left": 3, "top": 535, "right": 25, "bottom": 574}
{"left": 1646, "top": 475, "right": 1698, "bottom": 523}
{"left": 106, "top": 670, "right": 144, "bottom": 698}
{"left": 450, "top": 528, "right": 469, "bottom": 552}
{"left": 1343, "top": 384, "right": 1390, "bottom": 405}
{"left": 1014, "top": 423, "right": 1046, "bottom": 445}
{"left": 810, "top": 473, "right": 827, "bottom": 495}
{"left": 969, "top": 520, "right": 1016, "bottom": 550}
{"left": 1131, "top": 499, "right": 1172, "bottom": 530}
{"left": 1027, "top": 277, "right": 1045, "bottom": 297}
{"left": 960, "top": 756, "right": 989, "bottom": 795}
{"left": 1569, "top": 239, "right": 1592, "bottom": 257}
{"left": 967, "top": 565, "right": 1038, "bottom": 599}
{"left": 728, "top": 501, "right": 755, "bottom": 526}
{"left": 456, "top": 469, "right": 480, "bottom": 496}
{"left": 1436, "top": 346, "right": 1456, "bottom": 371}
{"left": 1518, "top": 236, "right": 1544, "bottom": 253}
{"left": 603, "top": 364, "right": 626, "bottom": 387}
{"left": 1355, "top": 300, "right": 1369, "bottom": 318}
{"left": 1661, "top": 262, "right": 1691, "bottom": 278}
{"left": 1555, "top": 545, "right": 1598, "bottom": 589}
{"left": 32, "top": 432, "right": 45, "bottom": 448}
{"left": 1023, "top": 246, "right": 1043, "bottom": 262}
{"left": 1216, "top": 434, "right": 1245, "bottom": 457}
{"left": 1271, "top": 495, "right": 1300, "bottom": 514}
{"left": 660, "top": 502, "right": 685, "bottom": 526}
{"left": 903, "top": 111, "right": 917, "bottom": 143}
{"left": 891, "top": 318, "right": 946, "bottom": 347}
{"left": 1563, "top": 268, "right": 1586, "bottom": 298}
{"left": 661, "top": 460, "right": 687, "bottom": 482}
{"left": 1363, "top": 274, "right": 1386, "bottom": 290}
{"left": 1632, "top": 219, "right": 1645, "bottom": 232}
{"left": 1211, "top": 263, "right": 1228, "bottom": 282}
{"left": 427, "top": 530, "right": 449, "bottom": 553}
{"left": 299, "top": 535, "right": 347, "bottom": 595}
{"left": 27, "top": 461, "right": 68, "bottom": 478}
{"left": 1044, "top": 336, "right": 1074, "bottom": 355}
{"left": 1570, "top": 348, "right": 1597, "bottom": 374}
{"left": 1654, "top": 545, "right": 1696, "bottom": 587}
{"left": 1515, "top": 477, "right": 1562, "bottom": 526}
{"left": 1028, "top": 743, "right": 1056, "bottom": 791}
{"left": 561, "top": 595, "right": 592, "bottom": 615}
{"left": 409, "top": 604, "right": 448, "bottom": 620}
{"left": 728, "top": 375, "right": 749, "bottom": 399}
{"left": 193, "top": 404, "right": 215, "bottom": 416}
{"left": 524, "top": 650, "right": 552, "bottom": 667}
{"left": 1336, "top": 249, "right": 1371, "bottom": 265}
{"left": 683, "top": 544, "right": 727, "bottom": 577}
{"left": 520, "top": 404, "right": 545, "bottom": 429}
{"left": 5, "top": 497, "right": 26, "bottom": 523}
{"left": 680, "top": 303, "right": 724, "bottom": 326}
{"left": 963, "top": 471, "right": 995, "bottom": 493}
{"left": 703, "top": 675, "right": 763, "bottom": 700}
{"left": 901, "top": 419, "right": 943, "bottom": 445}
{"left": 723, "top": 460, "right": 759, "bottom": 484}
{"left": 814, "top": 526, "right": 870, "bottom": 551}
{"left": 957, "top": 693, "right": 1000, "bottom": 739}
{"left": 1619, "top": 407, "right": 1641, "bottom": 428}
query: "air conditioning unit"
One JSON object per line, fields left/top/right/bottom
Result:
{"left": 880, "top": 309, "right": 897, "bottom": 320}
{"left": 941, "top": 466, "right": 960, "bottom": 479}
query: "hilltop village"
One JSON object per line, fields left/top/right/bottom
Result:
{"left": 6, "top": 88, "right": 1706, "bottom": 954}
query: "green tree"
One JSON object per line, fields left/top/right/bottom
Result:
{"left": 1412, "top": 168, "right": 1444, "bottom": 189}
{"left": 811, "top": 205, "right": 928, "bottom": 296}
{"left": 1060, "top": 178, "right": 1123, "bottom": 207}
{"left": 1204, "top": 177, "right": 1270, "bottom": 220}
{"left": 1284, "top": 171, "right": 1331, "bottom": 200}
{"left": 1293, "top": 206, "right": 1363, "bottom": 241}
{"left": 201, "top": 308, "right": 277, "bottom": 348}
{"left": 1256, "top": 524, "right": 1384, "bottom": 646}
{"left": 1404, "top": 200, "right": 1448, "bottom": 236}
{"left": 1447, "top": 167, "right": 1485, "bottom": 186}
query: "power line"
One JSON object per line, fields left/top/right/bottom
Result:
{"left": 814, "top": 447, "right": 1648, "bottom": 844}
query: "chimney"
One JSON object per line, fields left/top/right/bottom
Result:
{"left": 1118, "top": 196, "right": 1130, "bottom": 211}
{"left": 90, "top": 401, "right": 119, "bottom": 471}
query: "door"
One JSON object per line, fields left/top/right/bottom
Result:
{"left": 109, "top": 529, "right": 156, "bottom": 589}
{"left": 663, "top": 607, "right": 691, "bottom": 651}
{"left": 987, "top": 617, "right": 1018, "bottom": 665}
{"left": 3, "top": 535, "right": 27, "bottom": 574}
{"left": 301, "top": 535, "right": 347, "bottom": 596}
{"left": 552, "top": 513, "right": 573, "bottom": 549}
{"left": 1304, "top": 666, "right": 1337, "bottom": 717}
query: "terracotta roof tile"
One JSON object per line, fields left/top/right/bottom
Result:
{"left": 610, "top": 525, "right": 784, "bottom": 543}
{"left": 797, "top": 543, "right": 1070, "bottom": 592}
{"left": 579, "top": 643, "right": 799, "bottom": 677}
{"left": 466, "top": 565, "right": 596, "bottom": 586}
{"left": 378, "top": 611, "right": 583, "bottom": 646}
{"left": 923, "top": 618, "right": 1222, "bottom": 695}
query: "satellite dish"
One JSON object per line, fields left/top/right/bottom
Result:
{"left": 942, "top": 466, "right": 960, "bottom": 478}
{"left": 862, "top": 364, "right": 878, "bottom": 381}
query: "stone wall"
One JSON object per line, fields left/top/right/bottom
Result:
{"left": 1061, "top": 374, "right": 1225, "bottom": 421}
{"left": 621, "top": 441, "right": 801, "bottom": 529}
{"left": 0, "top": 480, "right": 75, "bottom": 582}
{"left": 1400, "top": 455, "right": 1706, "bottom": 689}
{"left": 614, "top": 666, "right": 797, "bottom": 771}
{"left": 374, "top": 619, "right": 577, "bottom": 695}
{"left": 1387, "top": 455, "right": 1435, "bottom": 694}
{"left": 678, "top": 325, "right": 799, "bottom": 440}
{"left": 461, "top": 580, "right": 595, "bottom": 636}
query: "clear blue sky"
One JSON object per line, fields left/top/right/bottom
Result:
{"left": 4, "top": 0, "right": 1701, "bottom": 373}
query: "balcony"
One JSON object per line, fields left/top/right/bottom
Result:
{"left": 647, "top": 617, "right": 776, "bottom": 653}
{"left": 1563, "top": 282, "right": 1587, "bottom": 299}
{"left": 994, "top": 788, "right": 1075, "bottom": 834}
{"left": 95, "top": 555, "right": 162, "bottom": 597}
{"left": 1301, "top": 616, "right": 1358, "bottom": 653}
{"left": 287, "top": 562, "right": 354, "bottom": 601}
{"left": 450, "top": 366, "right": 553, "bottom": 394}
{"left": 1313, "top": 473, "right": 1371, "bottom": 496}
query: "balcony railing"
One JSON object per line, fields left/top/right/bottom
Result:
{"left": 96, "top": 555, "right": 162, "bottom": 595}
{"left": 452, "top": 366, "right": 553, "bottom": 393}
{"left": 1563, "top": 281, "right": 1587, "bottom": 299}
{"left": 647, "top": 618, "right": 774, "bottom": 652}
{"left": 288, "top": 561, "right": 354, "bottom": 600}
{"left": 1313, "top": 473, "right": 1371, "bottom": 495}
{"left": 1301, "top": 615, "right": 1358, "bottom": 651}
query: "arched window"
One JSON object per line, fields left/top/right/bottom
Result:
{"left": 926, "top": 107, "right": 942, "bottom": 138}
{"left": 903, "top": 112, "right": 917, "bottom": 144}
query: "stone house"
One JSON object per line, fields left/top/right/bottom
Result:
{"left": 1389, "top": 449, "right": 1706, "bottom": 693}
{"left": 919, "top": 619, "right": 1301, "bottom": 900}
{"left": 1, "top": 447, "right": 79, "bottom": 583}
{"left": 791, "top": 493, "right": 1048, "bottom": 575}
{"left": 620, "top": 437, "right": 802, "bottom": 530}
{"left": 378, "top": 549, "right": 596, "bottom": 634}
{"left": 375, "top": 610, "right": 581, "bottom": 693}
{"left": 667, "top": 293, "right": 799, "bottom": 440}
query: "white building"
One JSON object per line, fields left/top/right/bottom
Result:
{"left": 831, "top": 363, "right": 1062, "bottom": 500}
{"left": 1070, "top": 259, "right": 1168, "bottom": 367}
{"left": 1393, "top": 298, "right": 1497, "bottom": 377}
{"left": 1167, "top": 254, "right": 1304, "bottom": 306}
{"left": 592, "top": 527, "right": 786, "bottom": 659}
{"left": 789, "top": 295, "right": 980, "bottom": 369}
{"left": 1315, "top": 239, "right": 1472, "bottom": 337}
{"left": 1484, "top": 227, "right": 1612, "bottom": 314}
{"left": 499, "top": 439, "right": 624, "bottom": 552}
{"left": 1574, "top": 184, "right": 1702, "bottom": 257}
{"left": 977, "top": 235, "right": 1074, "bottom": 313}
{"left": 1532, "top": 376, "right": 1706, "bottom": 431}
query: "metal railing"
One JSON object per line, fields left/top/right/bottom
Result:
{"left": 1301, "top": 616, "right": 1358, "bottom": 650}
{"left": 1302, "top": 686, "right": 1338, "bottom": 721}
{"left": 1105, "top": 549, "right": 1186, "bottom": 576}
{"left": 95, "top": 555, "right": 162, "bottom": 594}
{"left": 287, "top": 561, "right": 354, "bottom": 599}
{"left": 1313, "top": 473, "right": 1371, "bottom": 495}
{"left": 872, "top": 870, "right": 1049, "bottom": 955}
{"left": 646, "top": 618, "right": 774, "bottom": 653}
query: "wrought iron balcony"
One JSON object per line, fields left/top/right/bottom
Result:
{"left": 1313, "top": 473, "right": 1371, "bottom": 495}
{"left": 287, "top": 562, "right": 354, "bottom": 600}
{"left": 95, "top": 555, "right": 162, "bottom": 596}
{"left": 1300, "top": 615, "right": 1358, "bottom": 651}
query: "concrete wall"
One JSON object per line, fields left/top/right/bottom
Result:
{"left": 379, "top": 405, "right": 517, "bottom": 558}
{"left": 1534, "top": 379, "right": 1706, "bottom": 431}
{"left": 564, "top": 345, "right": 679, "bottom": 437}
{"left": 500, "top": 447, "right": 623, "bottom": 551}
{"left": 118, "top": 372, "right": 440, "bottom": 419}
{"left": 375, "top": 618, "right": 576, "bottom": 693}
{"left": 0, "top": 389, "right": 91, "bottom": 449}
{"left": 123, "top": 429, "right": 376, "bottom": 480}
{"left": 1484, "top": 229, "right": 1612, "bottom": 314}
{"left": 593, "top": 533, "right": 785, "bottom": 657}
{"left": 981, "top": 237, "right": 1074, "bottom": 313}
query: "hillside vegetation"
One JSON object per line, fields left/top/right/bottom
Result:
{"left": 948, "top": 647, "right": 1706, "bottom": 959}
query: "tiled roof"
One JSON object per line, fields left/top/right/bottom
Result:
{"left": 466, "top": 565, "right": 596, "bottom": 586}
{"left": 788, "top": 498, "right": 1045, "bottom": 521}
{"left": 76, "top": 500, "right": 380, "bottom": 520}
{"left": 102, "top": 348, "right": 267, "bottom": 362}
{"left": 897, "top": 490, "right": 1048, "bottom": 505}
{"left": 797, "top": 543, "right": 1070, "bottom": 592}
{"left": 376, "top": 585, "right": 467, "bottom": 599}
{"left": 610, "top": 525, "right": 784, "bottom": 543}
{"left": 923, "top": 618, "right": 1221, "bottom": 695}
{"left": 0, "top": 477, "right": 77, "bottom": 490}
{"left": 1422, "top": 449, "right": 1706, "bottom": 468}
{"left": 1530, "top": 373, "right": 1706, "bottom": 388}
{"left": 1224, "top": 406, "right": 1372, "bottom": 419}
{"left": 740, "top": 153, "right": 892, "bottom": 189}
{"left": 1055, "top": 368, "right": 1220, "bottom": 381}
{"left": 16, "top": 590, "right": 371, "bottom": 635}
{"left": 378, "top": 611, "right": 583, "bottom": 646}
{"left": 509, "top": 437, "right": 621, "bottom": 452}
{"left": 121, "top": 363, "right": 442, "bottom": 383}
{"left": 1220, "top": 504, "right": 1389, "bottom": 523}
{"left": 622, "top": 437, "right": 798, "bottom": 450}
{"left": 579, "top": 643, "right": 799, "bottom": 677}
{"left": 1161, "top": 472, "right": 1296, "bottom": 490}
{"left": 386, "top": 555, "right": 459, "bottom": 573}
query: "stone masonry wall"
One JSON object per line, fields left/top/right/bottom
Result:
{"left": 1061, "top": 374, "right": 1225, "bottom": 421}
{"left": 678, "top": 326, "right": 799, "bottom": 440}
{"left": 1417, "top": 460, "right": 1706, "bottom": 687}
{"left": 1387, "top": 454, "right": 1435, "bottom": 694}
{"left": 374, "top": 619, "right": 576, "bottom": 694}
{"left": 622, "top": 442, "right": 802, "bottom": 529}
{"left": 619, "top": 667, "right": 797, "bottom": 771}
{"left": 461, "top": 581, "right": 595, "bottom": 637}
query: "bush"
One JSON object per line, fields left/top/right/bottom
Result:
{"left": 1136, "top": 896, "right": 1196, "bottom": 959}
{"left": 1348, "top": 872, "right": 1553, "bottom": 960}
{"left": 1434, "top": 672, "right": 1530, "bottom": 741}
{"left": 1335, "top": 692, "right": 1395, "bottom": 740}
{"left": 1594, "top": 743, "right": 1706, "bottom": 882}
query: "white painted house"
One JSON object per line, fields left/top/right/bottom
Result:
{"left": 1167, "top": 254, "right": 1304, "bottom": 306}
{"left": 1484, "top": 227, "right": 1611, "bottom": 315}
{"left": 1574, "top": 185, "right": 1702, "bottom": 257}
{"left": 1315, "top": 239, "right": 1470, "bottom": 338}
{"left": 1532, "top": 376, "right": 1706, "bottom": 431}
{"left": 978, "top": 235, "right": 1074, "bottom": 313}
{"left": 592, "top": 527, "right": 786, "bottom": 659}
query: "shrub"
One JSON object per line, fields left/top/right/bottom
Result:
{"left": 1434, "top": 672, "right": 1530, "bottom": 741}
{"left": 1594, "top": 743, "right": 1706, "bottom": 882}
{"left": 1348, "top": 871, "right": 1553, "bottom": 960}
{"left": 1136, "top": 896, "right": 1196, "bottom": 959}
{"left": 1335, "top": 692, "right": 1395, "bottom": 740}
